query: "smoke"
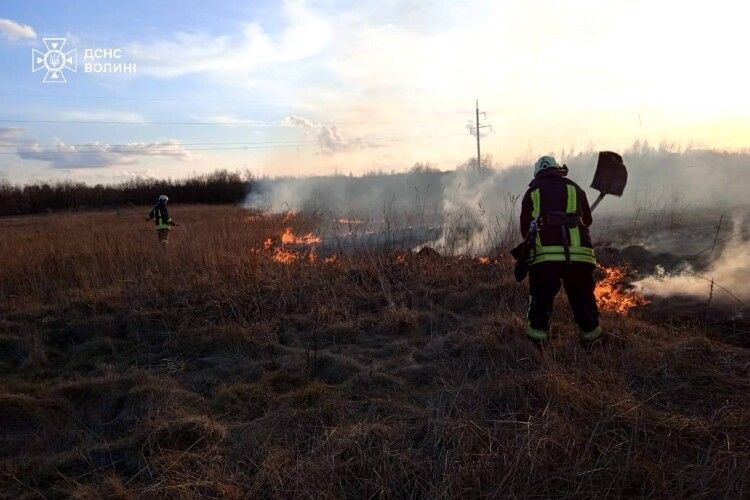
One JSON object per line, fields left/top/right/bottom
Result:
{"left": 246, "top": 142, "right": 750, "bottom": 256}
{"left": 466, "top": 121, "right": 490, "bottom": 137}
{"left": 424, "top": 144, "right": 750, "bottom": 255}
{"left": 248, "top": 169, "right": 446, "bottom": 219}
{"left": 416, "top": 166, "right": 524, "bottom": 254}
{"left": 633, "top": 212, "right": 750, "bottom": 304}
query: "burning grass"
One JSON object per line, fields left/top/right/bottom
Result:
{"left": 595, "top": 265, "right": 650, "bottom": 314}
{"left": 0, "top": 205, "right": 748, "bottom": 498}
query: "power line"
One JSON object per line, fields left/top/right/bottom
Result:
{"left": 0, "top": 91, "right": 439, "bottom": 107}
{"left": 0, "top": 139, "right": 315, "bottom": 149}
{"left": 0, "top": 132, "right": 467, "bottom": 148}
{"left": 0, "top": 118, "right": 278, "bottom": 126}
{"left": 0, "top": 132, "right": 470, "bottom": 155}
{"left": 474, "top": 99, "right": 492, "bottom": 169}
{"left": 0, "top": 91, "right": 289, "bottom": 105}
{"left": 0, "top": 117, "right": 445, "bottom": 126}
{"left": 0, "top": 144, "right": 320, "bottom": 155}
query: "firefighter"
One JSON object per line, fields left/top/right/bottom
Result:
{"left": 519, "top": 156, "right": 602, "bottom": 344}
{"left": 146, "top": 195, "right": 177, "bottom": 247}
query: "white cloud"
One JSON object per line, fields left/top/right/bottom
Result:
{"left": 129, "top": 0, "right": 331, "bottom": 78}
{"left": 0, "top": 127, "right": 24, "bottom": 145}
{"left": 16, "top": 140, "right": 190, "bottom": 169}
{"left": 108, "top": 141, "right": 190, "bottom": 158}
{"left": 187, "top": 113, "right": 273, "bottom": 127}
{"left": 282, "top": 115, "right": 376, "bottom": 154}
{"left": 0, "top": 18, "right": 36, "bottom": 41}
{"left": 120, "top": 169, "right": 158, "bottom": 179}
{"left": 59, "top": 111, "right": 146, "bottom": 123}
{"left": 8, "top": 1, "right": 750, "bottom": 178}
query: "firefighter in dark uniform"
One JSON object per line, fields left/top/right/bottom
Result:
{"left": 147, "top": 195, "right": 176, "bottom": 247}
{"left": 519, "top": 156, "right": 602, "bottom": 344}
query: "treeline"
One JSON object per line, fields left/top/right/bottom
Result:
{"left": 0, "top": 170, "right": 252, "bottom": 216}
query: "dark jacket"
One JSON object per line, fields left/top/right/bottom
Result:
{"left": 148, "top": 202, "right": 174, "bottom": 230}
{"left": 519, "top": 169, "right": 593, "bottom": 249}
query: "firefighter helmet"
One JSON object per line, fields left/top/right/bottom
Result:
{"left": 533, "top": 155, "right": 562, "bottom": 177}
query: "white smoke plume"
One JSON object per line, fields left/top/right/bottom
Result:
{"left": 633, "top": 212, "right": 750, "bottom": 303}
{"left": 465, "top": 120, "right": 490, "bottom": 138}
{"left": 247, "top": 143, "right": 750, "bottom": 258}
{"left": 282, "top": 115, "right": 374, "bottom": 154}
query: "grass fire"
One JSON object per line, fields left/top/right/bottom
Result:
{"left": 594, "top": 265, "right": 650, "bottom": 314}
{"left": 3, "top": 2, "right": 750, "bottom": 497}
{"left": 1, "top": 203, "right": 748, "bottom": 498}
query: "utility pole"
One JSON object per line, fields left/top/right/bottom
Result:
{"left": 474, "top": 99, "right": 491, "bottom": 169}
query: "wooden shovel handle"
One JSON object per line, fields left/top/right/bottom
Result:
{"left": 590, "top": 192, "right": 606, "bottom": 212}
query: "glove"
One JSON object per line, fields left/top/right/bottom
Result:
{"left": 513, "top": 259, "right": 528, "bottom": 282}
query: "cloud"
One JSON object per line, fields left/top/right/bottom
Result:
{"left": 0, "top": 127, "right": 24, "bottom": 145}
{"left": 107, "top": 141, "right": 190, "bottom": 158}
{"left": 188, "top": 113, "right": 270, "bottom": 127}
{"left": 16, "top": 140, "right": 190, "bottom": 169}
{"left": 129, "top": 0, "right": 331, "bottom": 78}
{"left": 282, "top": 115, "right": 374, "bottom": 154}
{"left": 0, "top": 18, "right": 36, "bottom": 41}
{"left": 59, "top": 111, "right": 146, "bottom": 123}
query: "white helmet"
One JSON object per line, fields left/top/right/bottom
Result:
{"left": 533, "top": 155, "right": 560, "bottom": 177}
{"left": 158, "top": 194, "right": 169, "bottom": 203}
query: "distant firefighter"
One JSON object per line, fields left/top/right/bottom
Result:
{"left": 146, "top": 194, "right": 177, "bottom": 247}
{"left": 516, "top": 156, "right": 601, "bottom": 345}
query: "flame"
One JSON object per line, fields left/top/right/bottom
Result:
{"left": 477, "top": 256, "right": 490, "bottom": 264}
{"left": 261, "top": 227, "right": 323, "bottom": 265}
{"left": 272, "top": 248, "right": 298, "bottom": 264}
{"left": 595, "top": 265, "right": 649, "bottom": 314}
{"left": 281, "top": 227, "right": 322, "bottom": 245}
{"left": 338, "top": 218, "right": 364, "bottom": 225}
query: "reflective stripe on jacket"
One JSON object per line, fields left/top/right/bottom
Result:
{"left": 148, "top": 203, "right": 173, "bottom": 230}
{"left": 520, "top": 170, "right": 596, "bottom": 266}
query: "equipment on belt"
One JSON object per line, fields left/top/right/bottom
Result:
{"left": 511, "top": 219, "right": 538, "bottom": 282}
{"left": 510, "top": 151, "right": 629, "bottom": 281}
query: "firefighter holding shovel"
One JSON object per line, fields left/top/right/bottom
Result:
{"left": 146, "top": 194, "right": 177, "bottom": 247}
{"left": 512, "top": 152, "right": 627, "bottom": 345}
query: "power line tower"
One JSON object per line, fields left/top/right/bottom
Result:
{"left": 474, "top": 99, "right": 491, "bottom": 169}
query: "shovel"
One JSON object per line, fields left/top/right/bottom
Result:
{"left": 590, "top": 151, "right": 627, "bottom": 211}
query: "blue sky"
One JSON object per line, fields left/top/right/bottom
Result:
{"left": 1, "top": 0, "right": 749, "bottom": 183}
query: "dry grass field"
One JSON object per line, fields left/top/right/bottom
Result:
{"left": 1, "top": 205, "right": 748, "bottom": 498}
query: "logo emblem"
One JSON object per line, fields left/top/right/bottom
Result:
{"left": 32, "top": 37, "right": 77, "bottom": 83}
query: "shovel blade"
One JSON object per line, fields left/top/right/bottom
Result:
{"left": 591, "top": 151, "right": 627, "bottom": 197}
